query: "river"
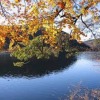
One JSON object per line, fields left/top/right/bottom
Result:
{"left": 0, "top": 52, "right": 100, "bottom": 100}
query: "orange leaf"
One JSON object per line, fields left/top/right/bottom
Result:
{"left": 57, "top": 2, "right": 65, "bottom": 9}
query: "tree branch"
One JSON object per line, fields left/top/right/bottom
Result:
{"left": 81, "top": 14, "right": 96, "bottom": 39}
{"left": 0, "top": 2, "right": 7, "bottom": 18}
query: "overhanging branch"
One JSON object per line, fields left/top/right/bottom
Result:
{"left": 0, "top": 2, "right": 7, "bottom": 18}
{"left": 81, "top": 14, "right": 96, "bottom": 39}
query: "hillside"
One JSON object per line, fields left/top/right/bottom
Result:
{"left": 85, "top": 38, "right": 100, "bottom": 51}
{"left": 60, "top": 31, "right": 91, "bottom": 51}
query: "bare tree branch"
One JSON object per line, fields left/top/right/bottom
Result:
{"left": 0, "top": 2, "right": 7, "bottom": 18}
{"left": 81, "top": 14, "right": 96, "bottom": 39}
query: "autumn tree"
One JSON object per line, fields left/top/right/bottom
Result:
{"left": 0, "top": 0, "right": 100, "bottom": 66}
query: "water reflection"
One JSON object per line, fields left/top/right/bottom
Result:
{"left": 78, "top": 52, "right": 100, "bottom": 61}
{"left": 0, "top": 52, "right": 100, "bottom": 100}
{"left": 0, "top": 52, "right": 77, "bottom": 78}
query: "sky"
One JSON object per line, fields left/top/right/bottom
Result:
{"left": 62, "top": 1, "right": 100, "bottom": 41}
{"left": 63, "top": 3, "right": 100, "bottom": 41}
{"left": 55, "top": 11, "right": 100, "bottom": 41}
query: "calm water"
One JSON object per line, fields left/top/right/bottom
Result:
{"left": 0, "top": 52, "right": 100, "bottom": 100}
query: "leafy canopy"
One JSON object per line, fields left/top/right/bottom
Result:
{"left": 0, "top": 0, "right": 99, "bottom": 66}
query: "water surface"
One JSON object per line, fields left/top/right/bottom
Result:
{"left": 0, "top": 52, "right": 100, "bottom": 100}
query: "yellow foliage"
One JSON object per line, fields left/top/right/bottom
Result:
{"left": 0, "top": 0, "right": 99, "bottom": 50}
{"left": 15, "top": 0, "right": 21, "bottom": 3}
{"left": 9, "top": 39, "right": 15, "bottom": 50}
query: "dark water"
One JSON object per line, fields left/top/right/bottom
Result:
{"left": 0, "top": 52, "right": 100, "bottom": 100}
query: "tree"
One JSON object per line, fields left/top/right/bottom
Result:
{"left": 0, "top": 0, "right": 100, "bottom": 66}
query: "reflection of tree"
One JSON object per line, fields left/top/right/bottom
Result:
{"left": 0, "top": 52, "right": 77, "bottom": 78}
{"left": 65, "top": 84, "right": 100, "bottom": 100}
